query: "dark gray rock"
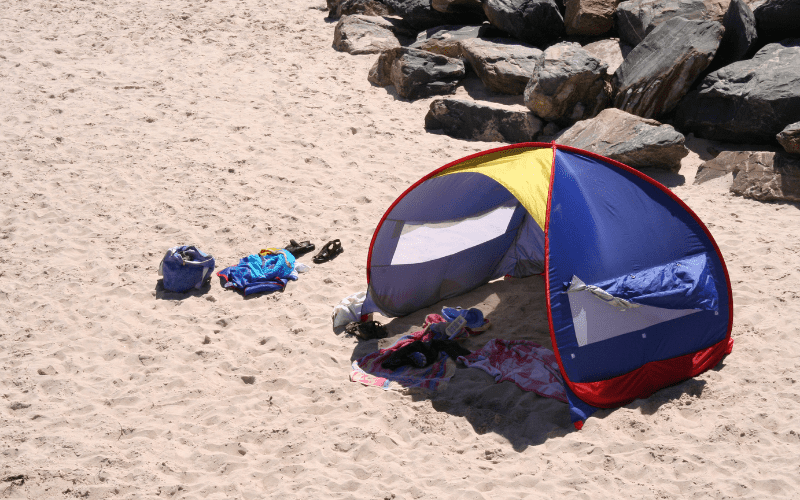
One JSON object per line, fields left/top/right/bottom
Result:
{"left": 409, "top": 24, "right": 487, "bottom": 58}
{"left": 754, "top": 0, "right": 800, "bottom": 45}
{"left": 777, "top": 122, "right": 800, "bottom": 155}
{"left": 333, "top": 15, "right": 415, "bottom": 54}
{"left": 459, "top": 38, "right": 542, "bottom": 94}
{"left": 674, "top": 40, "right": 800, "bottom": 144}
{"left": 432, "top": 0, "right": 486, "bottom": 16}
{"left": 615, "top": 0, "right": 727, "bottom": 47}
{"left": 327, "top": 0, "right": 395, "bottom": 19}
{"left": 715, "top": 0, "right": 758, "bottom": 68}
{"left": 613, "top": 16, "right": 723, "bottom": 118}
{"left": 524, "top": 42, "right": 611, "bottom": 125}
{"left": 556, "top": 107, "right": 689, "bottom": 170}
{"left": 483, "top": 0, "right": 566, "bottom": 48}
{"left": 381, "top": 0, "right": 485, "bottom": 29}
{"left": 425, "top": 98, "right": 544, "bottom": 142}
{"left": 368, "top": 47, "right": 466, "bottom": 99}
{"left": 582, "top": 38, "right": 632, "bottom": 75}
{"left": 565, "top": 0, "right": 620, "bottom": 36}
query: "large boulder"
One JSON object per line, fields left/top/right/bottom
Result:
{"left": 524, "top": 42, "right": 611, "bottom": 125}
{"left": 556, "top": 107, "right": 689, "bottom": 170}
{"left": 368, "top": 47, "right": 466, "bottom": 99}
{"left": 674, "top": 40, "right": 800, "bottom": 144}
{"left": 381, "top": 0, "right": 485, "bottom": 29}
{"left": 483, "top": 0, "right": 566, "bottom": 48}
{"left": 409, "top": 24, "right": 488, "bottom": 58}
{"left": 425, "top": 98, "right": 544, "bottom": 142}
{"left": 613, "top": 16, "right": 723, "bottom": 119}
{"left": 754, "top": 0, "right": 800, "bottom": 45}
{"left": 333, "top": 15, "right": 415, "bottom": 54}
{"left": 615, "top": 0, "right": 727, "bottom": 47}
{"left": 777, "top": 122, "right": 800, "bottom": 155}
{"left": 707, "top": 0, "right": 758, "bottom": 71}
{"left": 459, "top": 38, "right": 542, "bottom": 94}
{"left": 327, "top": 0, "right": 394, "bottom": 19}
{"left": 565, "top": 0, "right": 620, "bottom": 36}
{"left": 582, "top": 38, "right": 632, "bottom": 75}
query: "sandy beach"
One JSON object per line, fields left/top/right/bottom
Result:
{"left": 2, "top": 0, "right": 800, "bottom": 498}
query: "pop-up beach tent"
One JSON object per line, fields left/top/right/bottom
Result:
{"left": 361, "top": 143, "right": 733, "bottom": 428}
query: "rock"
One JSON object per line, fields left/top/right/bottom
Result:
{"left": 432, "top": 0, "right": 486, "bottom": 16}
{"left": 777, "top": 122, "right": 800, "bottom": 155}
{"left": 556, "top": 107, "right": 689, "bottom": 170}
{"left": 708, "top": 0, "right": 757, "bottom": 71}
{"left": 582, "top": 38, "right": 632, "bottom": 75}
{"left": 693, "top": 150, "right": 736, "bottom": 184}
{"left": 524, "top": 42, "right": 611, "bottom": 125}
{"left": 327, "top": 0, "right": 395, "bottom": 19}
{"left": 425, "top": 98, "right": 544, "bottom": 142}
{"left": 565, "top": 0, "right": 620, "bottom": 36}
{"left": 459, "top": 38, "right": 542, "bottom": 94}
{"left": 613, "top": 16, "right": 723, "bottom": 119}
{"left": 720, "top": 151, "right": 800, "bottom": 201}
{"left": 615, "top": 0, "right": 727, "bottom": 47}
{"left": 541, "top": 122, "right": 563, "bottom": 139}
{"left": 483, "top": 0, "right": 566, "bottom": 48}
{"left": 674, "top": 40, "right": 800, "bottom": 144}
{"left": 333, "top": 15, "right": 415, "bottom": 54}
{"left": 381, "top": 0, "right": 485, "bottom": 29}
{"left": 754, "top": 0, "right": 800, "bottom": 45}
{"left": 409, "top": 24, "right": 488, "bottom": 58}
{"left": 368, "top": 47, "right": 466, "bottom": 99}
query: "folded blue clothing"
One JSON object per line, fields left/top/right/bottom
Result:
{"left": 441, "top": 306, "right": 484, "bottom": 329}
{"left": 217, "top": 249, "right": 298, "bottom": 296}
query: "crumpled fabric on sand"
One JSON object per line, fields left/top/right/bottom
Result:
{"left": 458, "top": 339, "right": 568, "bottom": 402}
{"left": 332, "top": 290, "right": 367, "bottom": 328}
{"left": 350, "top": 314, "right": 456, "bottom": 391}
{"left": 217, "top": 249, "right": 298, "bottom": 296}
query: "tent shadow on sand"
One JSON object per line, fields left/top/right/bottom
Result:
{"left": 348, "top": 275, "right": 711, "bottom": 451}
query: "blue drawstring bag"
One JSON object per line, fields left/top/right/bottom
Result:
{"left": 159, "top": 245, "right": 215, "bottom": 293}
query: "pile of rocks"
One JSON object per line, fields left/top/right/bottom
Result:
{"left": 328, "top": 0, "right": 800, "bottom": 201}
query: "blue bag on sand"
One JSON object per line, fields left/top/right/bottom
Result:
{"left": 159, "top": 245, "right": 216, "bottom": 293}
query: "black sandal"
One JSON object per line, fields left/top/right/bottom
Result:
{"left": 284, "top": 239, "right": 315, "bottom": 257}
{"left": 313, "top": 239, "right": 343, "bottom": 264}
{"left": 345, "top": 320, "right": 388, "bottom": 340}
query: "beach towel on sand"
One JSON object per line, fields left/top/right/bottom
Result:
{"left": 217, "top": 249, "right": 298, "bottom": 296}
{"left": 350, "top": 314, "right": 458, "bottom": 391}
{"left": 458, "top": 339, "right": 567, "bottom": 402}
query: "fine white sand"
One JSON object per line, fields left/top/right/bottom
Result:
{"left": 2, "top": 1, "right": 800, "bottom": 498}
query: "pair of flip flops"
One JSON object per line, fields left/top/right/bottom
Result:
{"left": 313, "top": 239, "right": 343, "bottom": 264}
{"left": 284, "top": 239, "right": 315, "bottom": 258}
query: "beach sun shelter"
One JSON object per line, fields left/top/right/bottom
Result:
{"left": 361, "top": 143, "right": 733, "bottom": 427}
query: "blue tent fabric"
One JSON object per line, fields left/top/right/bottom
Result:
{"left": 362, "top": 143, "right": 733, "bottom": 428}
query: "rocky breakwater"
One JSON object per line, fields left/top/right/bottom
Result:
{"left": 327, "top": 0, "right": 800, "bottom": 202}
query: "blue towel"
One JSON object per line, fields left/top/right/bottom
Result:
{"left": 217, "top": 249, "right": 298, "bottom": 296}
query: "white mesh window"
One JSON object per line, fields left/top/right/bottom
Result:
{"left": 391, "top": 204, "right": 517, "bottom": 266}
